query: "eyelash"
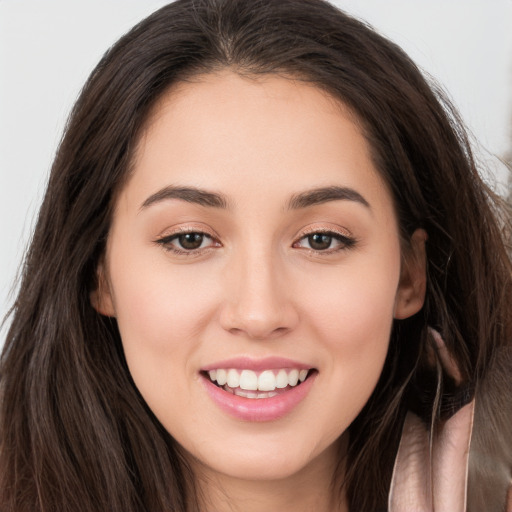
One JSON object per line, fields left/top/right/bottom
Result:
{"left": 155, "top": 228, "right": 357, "bottom": 256}
{"left": 292, "top": 229, "right": 357, "bottom": 254}
{"left": 155, "top": 229, "right": 220, "bottom": 256}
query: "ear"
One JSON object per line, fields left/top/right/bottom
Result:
{"left": 90, "top": 262, "right": 116, "bottom": 317}
{"left": 394, "top": 228, "right": 427, "bottom": 320}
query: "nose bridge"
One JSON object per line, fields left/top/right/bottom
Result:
{"left": 221, "top": 243, "right": 297, "bottom": 339}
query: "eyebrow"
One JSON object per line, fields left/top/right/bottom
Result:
{"left": 140, "top": 184, "right": 370, "bottom": 212}
{"left": 140, "top": 185, "right": 229, "bottom": 210}
{"left": 287, "top": 186, "right": 370, "bottom": 210}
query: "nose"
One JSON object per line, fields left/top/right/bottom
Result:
{"left": 219, "top": 249, "right": 299, "bottom": 340}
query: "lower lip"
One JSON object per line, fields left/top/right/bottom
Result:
{"left": 201, "top": 372, "right": 316, "bottom": 422}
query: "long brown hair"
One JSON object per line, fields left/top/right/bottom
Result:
{"left": 1, "top": 1, "right": 511, "bottom": 510}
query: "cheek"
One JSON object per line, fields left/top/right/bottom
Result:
{"left": 108, "top": 266, "right": 224, "bottom": 447}
{"left": 298, "top": 252, "right": 400, "bottom": 421}
{"left": 302, "top": 256, "right": 399, "bottom": 347}
{"left": 110, "top": 241, "right": 218, "bottom": 338}
{"left": 106, "top": 247, "right": 221, "bottom": 402}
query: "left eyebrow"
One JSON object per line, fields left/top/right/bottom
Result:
{"left": 287, "top": 186, "right": 370, "bottom": 210}
{"left": 140, "top": 185, "right": 230, "bottom": 211}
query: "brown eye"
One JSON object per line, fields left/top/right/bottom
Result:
{"left": 156, "top": 231, "right": 217, "bottom": 253}
{"left": 294, "top": 231, "right": 356, "bottom": 253}
{"left": 178, "top": 233, "right": 205, "bottom": 250}
{"left": 308, "top": 234, "right": 333, "bottom": 250}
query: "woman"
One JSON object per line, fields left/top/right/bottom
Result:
{"left": 1, "top": 0, "right": 511, "bottom": 511}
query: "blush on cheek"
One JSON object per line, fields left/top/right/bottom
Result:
{"left": 310, "top": 286, "right": 395, "bottom": 338}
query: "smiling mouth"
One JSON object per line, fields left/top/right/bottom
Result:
{"left": 202, "top": 368, "right": 315, "bottom": 399}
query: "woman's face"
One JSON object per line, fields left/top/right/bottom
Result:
{"left": 94, "top": 71, "right": 425, "bottom": 484}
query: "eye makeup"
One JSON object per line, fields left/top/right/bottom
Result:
{"left": 292, "top": 227, "right": 357, "bottom": 255}
{"left": 154, "top": 226, "right": 221, "bottom": 257}
{"left": 154, "top": 223, "right": 357, "bottom": 258}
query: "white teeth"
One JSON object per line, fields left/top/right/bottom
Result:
{"left": 288, "top": 369, "right": 299, "bottom": 386}
{"left": 276, "top": 369, "right": 289, "bottom": 389}
{"left": 206, "top": 367, "right": 311, "bottom": 392}
{"left": 216, "top": 369, "right": 227, "bottom": 386}
{"left": 227, "top": 369, "right": 240, "bottom": 388}
{"left": 258, "top": 370, "right": 276, "bottom": 391}
{"left": 239, "top": 370, "right": 258, "bottom": 390}
{"left": 232, "top": 388, "right": 278, "bottom": 399}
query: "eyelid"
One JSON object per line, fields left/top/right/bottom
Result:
{"left": 153, "top": 223, "right": 356, "bottom": 256}
{"left": 154, "top": 224, "right": 222, "bottom": 256}
{"left": 156, "top": 223, "right": 220, "bottom": 241}
{"left": 292, "top": 224, "right": 357, "bottom": 254}
{"left": 297, "top": 225, "right": 353, "bottom": 238}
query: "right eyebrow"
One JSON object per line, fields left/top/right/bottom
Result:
{"left": 139, "top": 185, "right": 230, "bottom": 211}
{"left": 286, "top": 185, "right": 370, "bottom": 210}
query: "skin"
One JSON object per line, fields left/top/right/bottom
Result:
{"left": 93, "top": 71, "right": 426, "bottom": 512}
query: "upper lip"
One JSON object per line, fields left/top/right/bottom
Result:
{"left": 201, "top": 356, "right": 314, "bottom": 372}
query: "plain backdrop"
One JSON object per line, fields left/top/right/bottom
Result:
{"left": 1, "top": 0, "right": 512, "bottom": 344}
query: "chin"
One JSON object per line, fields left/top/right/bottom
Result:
{"left": 207, "top": 453, "right": 311, "bottom": 482}
{"left": 189, "top": 432, "right": 341, "bottom": 483}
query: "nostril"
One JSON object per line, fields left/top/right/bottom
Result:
{"left": 218, "top": 291, "right": 300, "bottom": 339}
{"left": 225, "top": 325, "right": 291, "bottom": 341}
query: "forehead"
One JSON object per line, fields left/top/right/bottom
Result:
{"left": 122, "top": 70, "right": 392, "bottom": 215}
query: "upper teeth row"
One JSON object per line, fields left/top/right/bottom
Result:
{"left": 208, "top": 368, "right": 309, "bottom": 391}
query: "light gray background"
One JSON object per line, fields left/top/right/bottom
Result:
{"left": 1, "top": 0, "right": 512, "bottom": 344}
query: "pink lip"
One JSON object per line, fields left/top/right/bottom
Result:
{"left": 201, "top": 356, "right": 312, "bottom": 372}
{"left": 201, "top": 370, "right": 317, "bottom": 422}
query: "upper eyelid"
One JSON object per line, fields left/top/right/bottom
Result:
{"left": 156, "top": 225, "right": 219, "bottom": 241}
{"left": 154, "top": 230, "right": 220, "bottom": 256}
{"left": 155, "top": 225, "right": 354, "bottom": 245}
{"left": 294, "top": 231, "right": 355, "bottom": 246}
{"left": 295, "top": 226, "right": 353, "bottom": 240}
{"left": 158, "top": 232, "right": 215, "bottom": 243}
{"left": 155, "top": 230, "right": 220, "bottom": 256}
